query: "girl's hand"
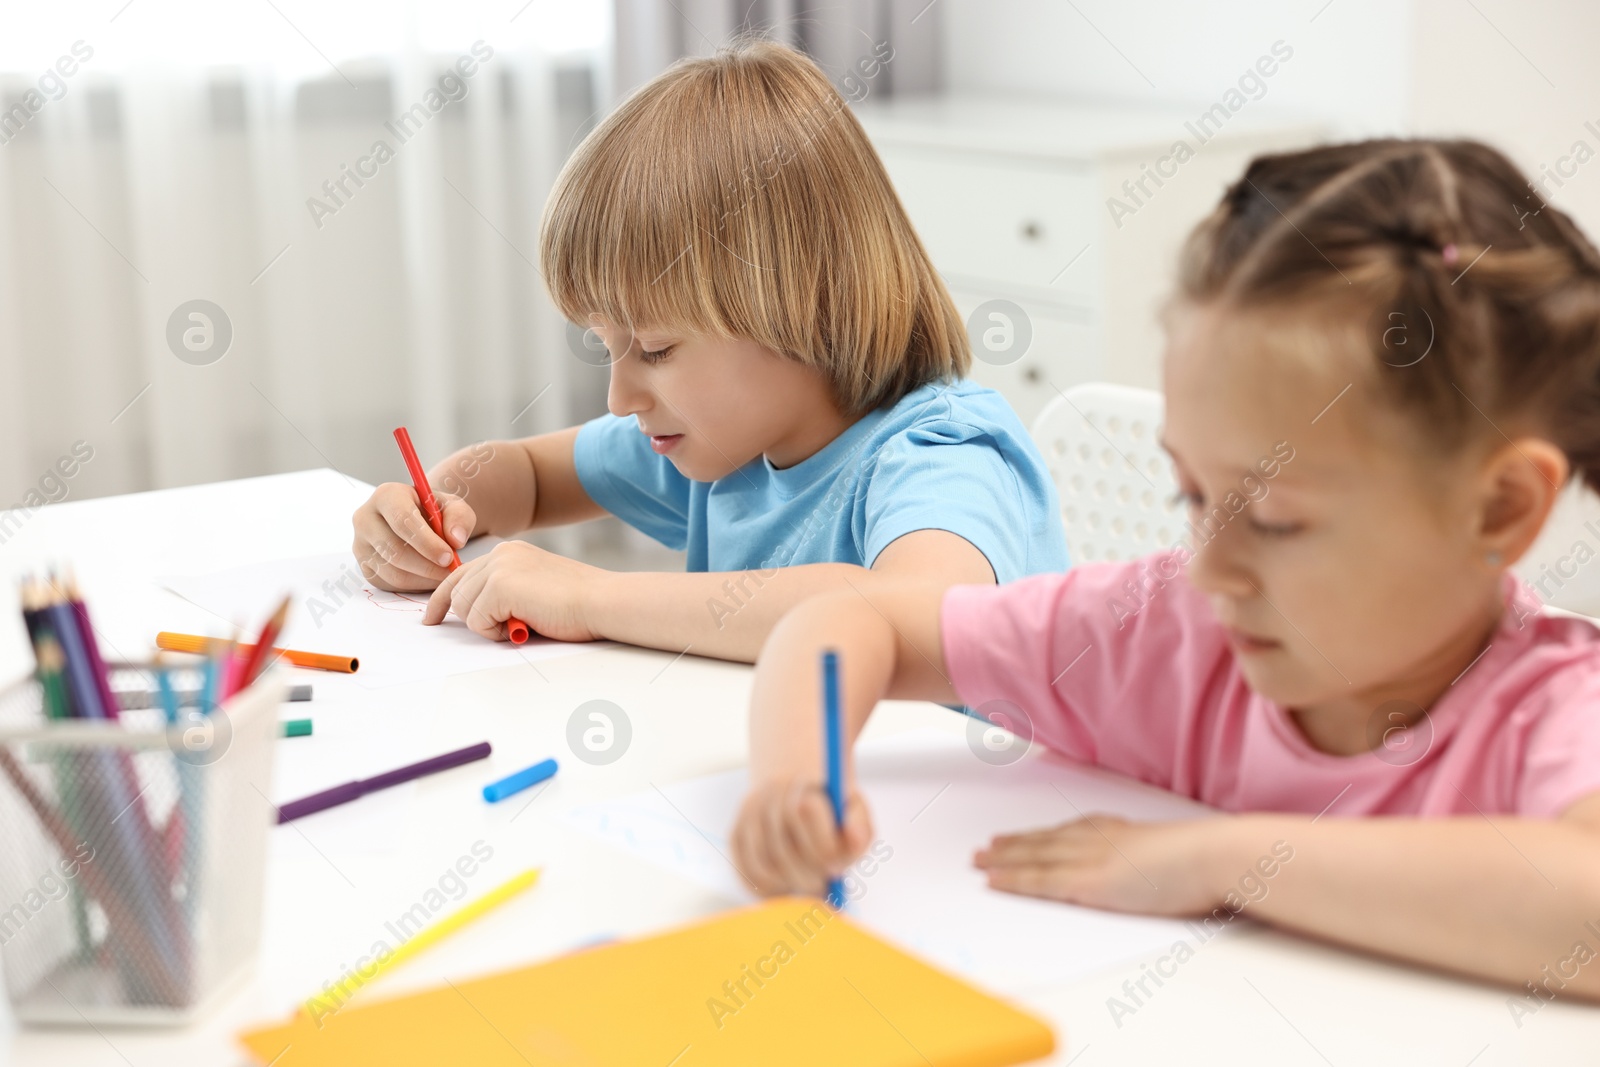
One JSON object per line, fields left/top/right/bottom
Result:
{"left": 352, "top": 482, "right": 476, "bottom": 591}
{"left": 974, "top": 815, "right": 1236, "bottom": 917}
{"left": 421, "top": 540, "right": 603, "bottom": 642}
{"left": 731, "top": 777, "right": 874, "bottom": 898}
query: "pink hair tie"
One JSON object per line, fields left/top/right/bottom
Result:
{"left": 1442, "top": 243, "right": 1459, "bottom": 266}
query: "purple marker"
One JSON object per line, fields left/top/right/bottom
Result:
{"left": 276, "top": 742, "right": 492, "bottom": 824}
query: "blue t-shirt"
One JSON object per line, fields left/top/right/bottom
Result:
{"left": 572, "top": 379, "right": 1068, "bottom": 581}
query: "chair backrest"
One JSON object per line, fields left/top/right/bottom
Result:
{"left": 1030, "top": 383, "right": 1183, "bottom": 564}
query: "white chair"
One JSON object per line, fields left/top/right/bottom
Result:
{"left": 1030, "top": 383, "right": 1183, "bottom": 564}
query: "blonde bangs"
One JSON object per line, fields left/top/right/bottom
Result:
{"left": 539, "top": 39, "right": 968, "bottom": 413}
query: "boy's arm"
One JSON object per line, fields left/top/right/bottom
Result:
{"left": 584, "top": 529, "right": 994, "bottom": 662}
{"left": 426, "top": 427, "right": 605, "bottom": 538}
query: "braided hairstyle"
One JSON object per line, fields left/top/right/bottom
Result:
{"left": 1177, "top": 138, "right": 1600, "bottom": 492}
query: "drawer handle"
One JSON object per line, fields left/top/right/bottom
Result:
{"left": 1020, "top": 220, "right": 1044, "bottom": 242}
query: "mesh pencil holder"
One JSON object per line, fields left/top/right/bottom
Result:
{"left": 0, "top": 669, "right": 282, "bottom": 1026}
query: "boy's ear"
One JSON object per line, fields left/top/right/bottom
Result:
{"left": 1478, "top": 437, "right": 1568, "bottom": 566}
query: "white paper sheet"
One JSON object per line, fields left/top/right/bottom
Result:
{"left": 160, "top": 551, "right": 597, "bottom": 688}
{"left": 565, "top": 730, "right": 1221, "bottom": 994}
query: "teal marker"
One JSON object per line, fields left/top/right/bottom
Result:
{"left": 483, "top": 758, "right": 559, "bottom": 803}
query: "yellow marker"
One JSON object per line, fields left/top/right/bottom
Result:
{"left": 304, "top": 868, "right": 541, "bottom": 1021}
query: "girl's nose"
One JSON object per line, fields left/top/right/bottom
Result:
{"left": 1183, "top": 519, "right": 1255, "bottom": 600}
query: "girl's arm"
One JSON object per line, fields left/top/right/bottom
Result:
{"left": 1226, "top": 804, "right": 1600, "bottom": 997}
{"left": 746, "top": 581, "right": 957, "bottom": 776}
{"left": 728, "top": 583, "right": 956, "bottom": 893}
{"left": 976, "top": 797, "right": 1600, "bottom": 1000}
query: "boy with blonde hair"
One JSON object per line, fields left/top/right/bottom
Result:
{"left": 352, "top": 40, "right": 1066, "bottom": 660}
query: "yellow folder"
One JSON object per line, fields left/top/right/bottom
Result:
{"left": 239, "top": 897, "right": 1056, "bottom": 1066}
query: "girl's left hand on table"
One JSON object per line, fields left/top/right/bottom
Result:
{"left": 973, "top": 815, "right": 1243, "bottom": 917}
{"left": 422, "top": 540, "right": 605, "bottom": 643}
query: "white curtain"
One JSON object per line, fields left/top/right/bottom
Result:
{"left": 612, "top": 0, "right": 942, "bottom": 99}
{"left": 0, "top": 4, "right": 608, "bottom": 521}
{"left": 0, "top": 0, "right": 940, "bottom": 528}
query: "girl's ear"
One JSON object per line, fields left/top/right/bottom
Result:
{"left": 1477, "top": 437, "right": 1569, "bottom": 568}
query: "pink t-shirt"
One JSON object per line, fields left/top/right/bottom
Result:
{"left": 940, "top": 549, "right": 1600, "bottom": 818}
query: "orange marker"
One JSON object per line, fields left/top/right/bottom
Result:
{"left": 393, "top": 427, "right": 530, "bottom": 645}
{"left": 156, "top": 631, "right": 358, "bottom": 674}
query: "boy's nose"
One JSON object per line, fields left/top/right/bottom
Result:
{"left": 606, "top": 357, "right": 651, "bottom": 419}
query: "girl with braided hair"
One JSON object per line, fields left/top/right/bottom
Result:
{"left": 732, "top": 138, "right": 1600, "bottom": 999}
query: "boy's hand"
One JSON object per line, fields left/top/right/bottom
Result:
{"left": 974, "top": 815, "right": 1236, "bottom": 916}
{"left": 352, "top": 483, "right": 477, "bottom": 591}
{"left": 421, "top": 540, "right": 603, "bottom": 643}
{"left": 730, "top": 777, "right": 874, "bottom": 898}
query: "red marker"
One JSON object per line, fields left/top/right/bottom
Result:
{"left": 393, "top": 427, "right": 530, "bottom": 645}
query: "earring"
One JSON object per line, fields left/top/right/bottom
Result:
{"left": 1486, "top": 550, "right": 1503, "bottom": 566}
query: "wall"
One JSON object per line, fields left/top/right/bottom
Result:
{"left": 941, "top": 0, "right": 1413, "bottom": 137}
{"left": 940, "top": 0, "right": 1600, "bottom": 287}
{"left": 938, "top": 0, "right": 1600, "bottom": 613}
{"left": 1410, "top": 0, "right": 1600, "bottom": 243}
{"left": 1408, "top": 0, "right": 1600, "bottom": 612}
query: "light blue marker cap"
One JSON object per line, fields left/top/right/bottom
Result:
{"left": 482, "top": 757, "right": 559, "bottom": 803}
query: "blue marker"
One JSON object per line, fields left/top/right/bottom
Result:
{"left": 482, "top": 757, "right": 560, "bottom": 803}
{"left": 822, "top": 650, "right": 846, "bottom": 909}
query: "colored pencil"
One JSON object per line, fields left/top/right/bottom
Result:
{"left": 393, "top": 427, "right": 530, "bottom": 645}
{"left": 14, "top": 578, "right": 192, "bottom": 1003}
{"left": 276, "top": 741, "right": 492, "bottom": 824}
{"left": 42, "top": 592, "right": 113, "bottom": 722}
{"left": 34, "top": 634, "right": 71, "bottom": 722}
{"left": 236, "top": 595, "right": 291, "bottom": 694}
{"left": 156, "top": 631, "right": 358, "bottom": 673}
{"left": 217, "top": 634, "right": 242, "bottom": 704}
{"left": 822, "top": 650, "right": 846, "bottom": 909}
{"left": 0, "top": 747, "right": 185, "bottom": 1005}
{"left": 34, "top": 635, "right": 95, "bottom": 959}
{"left": 65, "top": 576, "right": 131, "bottom": 726}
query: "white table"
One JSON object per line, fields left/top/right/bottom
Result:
{"left": 1, "top": 469, "right": 1595, "bottom": 1066}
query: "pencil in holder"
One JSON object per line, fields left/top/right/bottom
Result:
{"left": 0, "top": 671, "right": 282, "bottom": 1025}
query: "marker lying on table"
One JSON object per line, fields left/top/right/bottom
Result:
{"left": 115, "top": 682, "right": 312, "bottom": 712}
{"left": 393, "top": 426, "right": 531, "bottom": 645}
{"left": 482, "top": 757, "right": 558, "bottom": 803}
{"left": 156, "top": 631, "right": 357, "bottom": 673}
{"left": 276, "top": 741, "right": 492, "bottom": 824}
{"left": 301, "top": 868, "right": 542, "bottom": 1021}
{"left": 822, "top": 649, "right": 846, "bottom": 910}
{"left": 280, "top": 718, "right": 313, "bottom": 738}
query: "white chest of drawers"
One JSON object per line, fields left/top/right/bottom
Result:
{"left": 855, "top": 95, "right": 1323, "bottom": 426}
